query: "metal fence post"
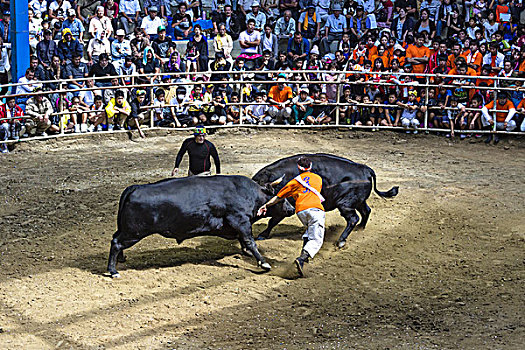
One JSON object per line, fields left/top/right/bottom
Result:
{"left": 335, "top": 77, "right": 341, "bottom": 126}
{"left": 492, "top": 80, "right": 497, "bottom": 132}
{"left": 150, "top": 77, "right": 155, "bottom": 129}
{"left": 239, "top": 81, "right": 244, "bottom": 125}
{"left": 424, "top": 76, "right": 429, "bottom": 132}
{"left": 58, "top": 83, "right": 64, "bottom": 134}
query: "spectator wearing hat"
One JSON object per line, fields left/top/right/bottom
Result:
{"left": 89, "top": 53, "right": 118, "bottom": 87}
{"left": 87, "top": 30, "right": 111, "bottom": 64}
{"left": 172, "top": 3, "right": 194, "bottom": 39}
{"left": 62, "top": 8, "right": 85, "bottom": 41}
{"left": 58, "top": 28, "right": 83, "bottom": 65}
{"left": 138, "top": 47, "right": 162, "bottom": 84}
{"left": 170, "top": 86, "right": 194, "bottom": 127}
{"left": 118, "top": 0, "right": 141, "bottom": 35}
{"left": 111, "top": 29, "right": 132, "bottom": 65}
{"left": 268, "top": 74, "right": 293, "bottom": 124}
{"left": 0, "top": 10, "right": 9, "bottom": 43}
{"left": 105, "top": 89, "right": 131, "bottom": 130}
{"left": 89, "top": 6, "right": 113, "bottom": 39}
{"left": 297, "top": 6, "right": 318, "bottom": 40}
{"left": 36, "top": 29, "right": 58, "bottom": 69}
{"left": 246, "top": 1, "right": 266, "bottom": 32}
{"left": 24, "top": 87, "right": 54, "bottom": 137}
{"left": 141, "top": 5, "right": 164, "bottom": 40}
{"left": 128, "top": 89, "right": 148, "bottom": 137}
{"left": 320, "top": 4, "right": 347, "bottom": 55}
{"left": 144, "top": 0, "right": 167, "bottom": 19}
{"left": 152, "top": 26, "right": 175, "bottom": 64}
{"left": 349, "top": 5, "right": 371, "bottom": 44}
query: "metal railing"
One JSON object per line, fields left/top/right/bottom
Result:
{"left": 1, "top": 69, "right": 524, "bottom": 144}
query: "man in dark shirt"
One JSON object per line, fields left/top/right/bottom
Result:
{"left": 64, "top": 53, "right": 89, "bottom": 97}
{"left": 36, "top": 29, "right": 58, "bottom": 69}
{"left": 152, "top": 26, "right": 175, "bottom": 63}
{"left": 171, "top": 126, "right": 221, "bottom": 176}
{"left": 89, "top": 53, "right": 118, "bottom": 87}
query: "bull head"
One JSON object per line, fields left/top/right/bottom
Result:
{"left": 263, "top": 174, "right": 286, "bottom": 196}
{"left": 269, "top": 174, "right": 285, "bottom": 187}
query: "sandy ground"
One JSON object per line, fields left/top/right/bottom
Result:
{"left": 0, "top": 128, "right": 523, "bottom": 350}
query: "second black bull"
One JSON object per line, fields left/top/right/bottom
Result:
{"left": 252, "top": 153, "right": 399, "bottom": 247}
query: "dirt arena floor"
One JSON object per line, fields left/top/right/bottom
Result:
{"left": 0, "top": 128, "right": 523, "bottom": 349}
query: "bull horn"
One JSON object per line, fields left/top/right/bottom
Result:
{"left": 270, "top": 175, "right": 285, "bottom": 187}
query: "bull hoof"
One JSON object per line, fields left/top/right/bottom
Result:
{"left": 117, "top": 255, "right": 126, "bottom": 263}
{"left": 110, "top": 273, "right": 121, "bottom": 279}
{"left": 241, "top": 248, "right": 254, "bottom": 257}
{"left": 337, "top": 240, "right": 346, "bottom": 248}
{"left": 259, "top": 262, "right": 272, "bottom": 271}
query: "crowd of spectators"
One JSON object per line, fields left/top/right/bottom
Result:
{"left": 2, "top": 0, "right": 525, "bottom": 152}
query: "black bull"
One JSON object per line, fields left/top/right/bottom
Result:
{"left": 107, "top": 175, "right": 295, "bottom": 278}
{"left": 252, "top": 153, "right": 399, "bottom": 247}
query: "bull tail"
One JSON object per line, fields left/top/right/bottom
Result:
{"left": 114, "top": 185, "right": 138, "bottom": 238}
{"left": 369, "top": 169, "right": 399, "bottom": 198}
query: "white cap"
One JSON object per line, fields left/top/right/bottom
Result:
{"left": 251, "top": 1, "right": 260, "bottom": 6}
{"left": 394, "top": 43, "right": 405, "bottom": 52}
{"left": 116, "top": 29, "right": 126, "bottom": 36}
{"left": 310, "top": 45, "right": 320, "bottom": 55}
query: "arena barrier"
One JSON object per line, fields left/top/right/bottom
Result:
{"left": 1, "top": 69, "right": 525, "bottom": 144}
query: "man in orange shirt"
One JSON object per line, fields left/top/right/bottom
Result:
{"left": 257, "top": 156, "right": 325, "bottom": 277}
{"left": 268, "top": 74, "right": 293, "bottom": 124}
{"left": 481, "top": 92, "right": 517, "bottom": 143}
{"left": 447, "top": 43, "right": 462, "bottom": 70}
{"left": 405, "top": 34, "right": 430, "bottom": 74}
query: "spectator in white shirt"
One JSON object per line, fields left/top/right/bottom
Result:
{"left": 141, "top": 6, "right": 164, "bottom": 40}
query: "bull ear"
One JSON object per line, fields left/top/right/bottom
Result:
{"left": 270, "top": 174, "right": 285, "bottom": 187}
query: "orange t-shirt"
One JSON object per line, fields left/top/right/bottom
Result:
{"left": 406, "top": 44, "right": 430, "bottom": 73}
{"left": 485, "top": 100, "right": 515, "bottom": 122}
{"left": 496, "top": 5, "right": 510, "bottom": 22}
{"left": 517, "top": 99, "right": 525, "bottom": 110}
{"left": 370, "top": 54, "right": 390, "bottom": 69}
{"left": 276, "top": 172, "right": 324, "bottom": 213}
{"left": 269, "top": 85, "right": 293, "bottom": 108}
{"left": 367, "top": 45, "right": 378, "bottom": 60}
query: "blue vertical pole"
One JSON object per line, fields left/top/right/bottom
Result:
{"left": 10, "top": 0, "right": 29, "bottom": 82}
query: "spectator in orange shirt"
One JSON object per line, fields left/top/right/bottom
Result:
{"left": 257, "top": 156, "right": 325, "bottom": 277}
{"left": 447, "top": 43, "right": 462, "bottom": 70}
{"left": 267, "top": 73, "right": 293, "bottom": 124}
{"left": 405, "top": 33, "right": 430, "bottom": 74}
{"left": 463, "top": 41, "right": 483, "bottom": 74}
{"left": 481, "top": 91, "right": 517, "bottom": 143}
{"left": 370, "top": 44, "right": 390, "bottom": 69}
